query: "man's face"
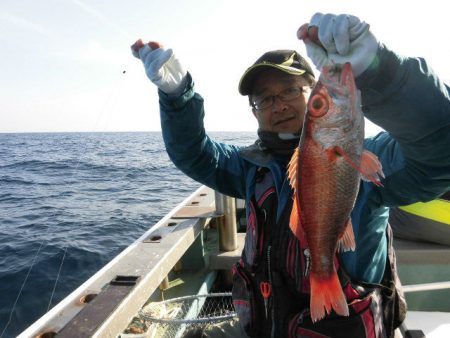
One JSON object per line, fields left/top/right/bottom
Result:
{"left": 250, "top": 69, "right": 311, "bottom": 134}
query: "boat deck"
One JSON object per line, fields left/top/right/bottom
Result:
{"left": 18, "top": 186, "right": 450, "bottom": 337}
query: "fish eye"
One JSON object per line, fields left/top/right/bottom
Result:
{"left": 308, "top": 94, "right": 328, "bottom": 117}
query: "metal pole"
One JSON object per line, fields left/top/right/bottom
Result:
{"left": 214, "top": 191, "right": 238, "bottom": 252}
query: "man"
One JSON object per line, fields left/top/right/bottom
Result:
{"left": 132, "top": 13, "right": 450, "bottom": 338}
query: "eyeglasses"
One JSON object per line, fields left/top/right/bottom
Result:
{"left": 251, "top": 86, "right": 310, "bottom": 110}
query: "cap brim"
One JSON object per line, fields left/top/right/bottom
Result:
{"left": 238, "top": 63, "right": 306, "bottom": 95}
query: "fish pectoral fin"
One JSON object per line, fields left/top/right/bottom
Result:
{"left": 337, "top": 219, "right": 356, "bottom": 252}
{"left": 333, "top": 147, "right": 384, "bottom": 187}
{"left": 360, "top": 150, "right": 385, "bottom": 187}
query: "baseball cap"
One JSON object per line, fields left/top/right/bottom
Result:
{"left": 238, "top": 50, "right": 315, "bottom": 95}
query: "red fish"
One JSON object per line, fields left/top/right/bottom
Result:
{"left": 287, "top": 63, "right": 384, "bottom": 322}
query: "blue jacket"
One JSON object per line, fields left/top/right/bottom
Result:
{"left": 158, "top": 45, "right": 450, "bottom": 284}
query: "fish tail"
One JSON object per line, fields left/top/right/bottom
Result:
{"left": 310, "top": 271, "right": 349, "bottom": 322}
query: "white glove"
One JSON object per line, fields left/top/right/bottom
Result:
{"left": 131, "top": 40, "right": 187, "bottom": 95}
{"left": 298, "top": 13, "right": 378, "bottom": 77}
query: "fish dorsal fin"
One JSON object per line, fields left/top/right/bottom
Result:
{"left": 287, "top": 148, "right": 304, "bottom": 241}
{"left": 287, "top": 147, "right": 300, "bottom": 191}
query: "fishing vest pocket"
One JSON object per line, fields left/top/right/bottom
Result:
{"left": 243, "top": 199, "right": 260, "bottom": 267}
{"left": 232, "top": 262, "right": 262, "bottom": 337}
{"left": 242, "top": 167, "right": 276, "bottom": 268}
{"left": 287, "top": 284, "right": 385, "bottom": 338}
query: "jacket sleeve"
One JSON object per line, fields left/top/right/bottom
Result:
{"left": 357, "top": 45, "right": 450, "bottom": 206}
{"left": 158, "top": 73, "right": 247, "bottom": 199}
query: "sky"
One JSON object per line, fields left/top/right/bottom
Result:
{"left": 1, "top": 0, "right": 449, "bottom": 135}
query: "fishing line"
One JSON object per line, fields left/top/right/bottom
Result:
{"left": 2, "top": 0, "right": 141, "bottom": 332}
{"left": 0, "top": 64, "right": 132, "bottom": 337}
{"left": 42, "top": 66, "right": 132, "bottom": 305}
{"left": 0, "top": 241, "right": 46, "bottom": 338}
{"left": 34, "top": 0, "right": 141, "bottom": 305}
{"left": 43, "top": 60, "right": 150, "bottom": 309}
{"left": 47, "top": 246, "right": 68, "bottom": 311}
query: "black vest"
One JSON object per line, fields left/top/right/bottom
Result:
{"left": 232, "top": 167, "right": 406, "bottom": 338}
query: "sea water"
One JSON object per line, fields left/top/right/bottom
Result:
{"left": 0, "top": 131, "right": 255, "bottom": 337}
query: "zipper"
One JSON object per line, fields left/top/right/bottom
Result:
{"left": 267, "top": 245, "right": 275, "bottom": 338}
{"left": 303, "top": 248, "right": 311, "bottom": 277}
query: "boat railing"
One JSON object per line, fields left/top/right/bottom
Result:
{"left": 18, "top": 185, "right": 226, "bottom": 338}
